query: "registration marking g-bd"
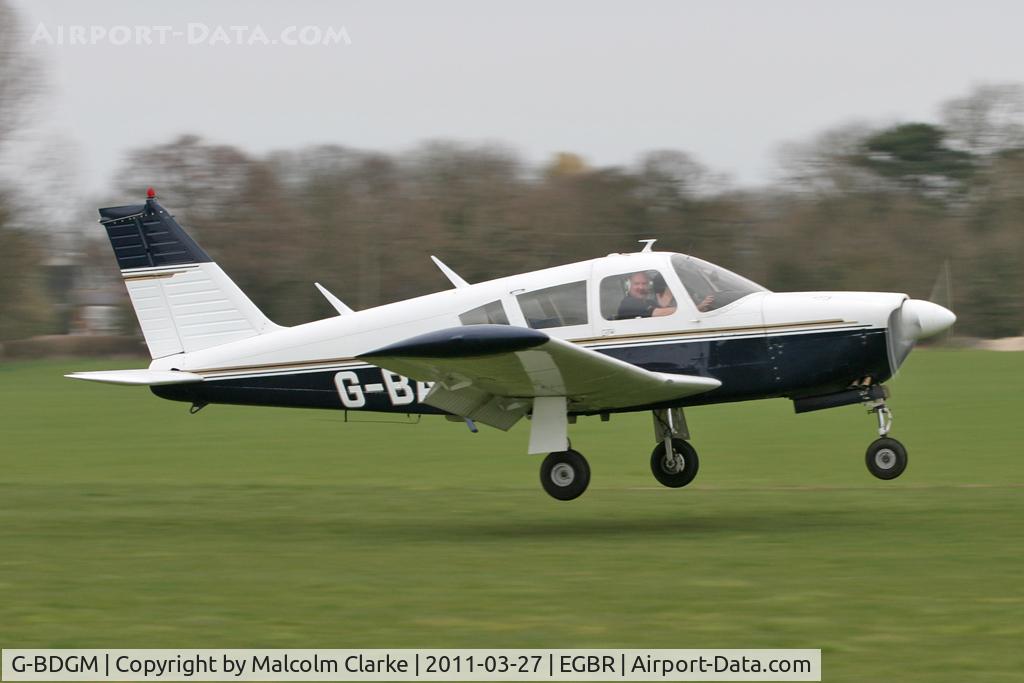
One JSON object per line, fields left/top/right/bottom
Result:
{"left": 334, "top": 369, "right": 434, "bottom": 409}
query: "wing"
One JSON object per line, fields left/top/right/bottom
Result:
{"left": 359, "top": 325, "right": 720, "bottom": 442}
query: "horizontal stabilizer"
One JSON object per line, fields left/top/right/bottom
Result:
{"left": 65, "top": 369, "right": 204, "bottom": 386}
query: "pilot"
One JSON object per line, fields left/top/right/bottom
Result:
{"left": 616, "top": 272, "right": 676, "bottom": 319}
{"left": 694, "top": 272, "right": 720, "bottom": 311}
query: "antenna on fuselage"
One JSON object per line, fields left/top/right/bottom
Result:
{"left": 430, "top": 255, "right": 470, "bottom": 289}
{"left": 314, "top": 282, "right": 355, "bottom": 315}
{"left": 638, "top": 239, "right": 657, "bottom": 253}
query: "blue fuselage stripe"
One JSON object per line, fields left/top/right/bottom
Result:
{"left": 152, "top": 328, "right": 891, "bottom": 413}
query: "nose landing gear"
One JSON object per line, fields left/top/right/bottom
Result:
{"left": 864, "top": 391, "right": 908, "bottom": 480}
{"left": 866, "top": 438, "right": 908, "bottom": 479}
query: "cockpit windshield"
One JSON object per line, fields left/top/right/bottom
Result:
{"left": 670, "top": 254, "right": 768, "bottom": 312}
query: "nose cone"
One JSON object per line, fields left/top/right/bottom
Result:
{"left": 903, "top": 299, "right": 956, "bottom": 339}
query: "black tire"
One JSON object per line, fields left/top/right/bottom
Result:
{"left": 540, "top": 449, "right": 591, "bottom": 501}
{"left": 650, "top": 438, "right": 700, "bottom": 488}
{"left": 865, "top": 437, "right": 908, "bottom": 480}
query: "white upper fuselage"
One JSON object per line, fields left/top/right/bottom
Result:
{"left": 148, "top": 251, "right": 907, "bottom": 380}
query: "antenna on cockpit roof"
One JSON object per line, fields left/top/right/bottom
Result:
{"left": 638, "top": 239, "right": 657, "bottom": 253}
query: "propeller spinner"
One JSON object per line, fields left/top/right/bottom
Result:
{"left": 886, "top": 299, "right": 957, "bottom": 376}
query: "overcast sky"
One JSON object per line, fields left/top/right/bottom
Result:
{"left": 14, "top": 0, "right": 1024, "bottom": 193}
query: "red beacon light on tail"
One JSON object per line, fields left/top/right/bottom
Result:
{"left": 146, "top": 187, "right": 156, "bottom": 199}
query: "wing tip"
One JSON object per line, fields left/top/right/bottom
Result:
{"left": 655, "top": 372, "right": 722, "bottom": 393}
{"left": 670, "top": 375, "right": 721, "bottom": 389}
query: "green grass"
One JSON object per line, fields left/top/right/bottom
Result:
{"left": 1, "top": 350, "right": 1023, "bottom": 681}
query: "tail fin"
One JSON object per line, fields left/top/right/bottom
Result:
{"left": 98, "top": 190, "right": 282, "bottom": 359}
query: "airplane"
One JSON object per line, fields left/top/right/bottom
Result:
{"left": 67, "top": 189, "right": 957, "bottom": 500}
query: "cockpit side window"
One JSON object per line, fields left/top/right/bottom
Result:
{"left": 459, "top": 300, "right": 510, "bottom": 325}
{"left": 600, "top": 270, "right": 678, "bottom": 320}
{"left": 671, "top": 254, "right": 767, "bottom": 312}
{"left": 516, "top": 281, "right": 588, "bottom": 329}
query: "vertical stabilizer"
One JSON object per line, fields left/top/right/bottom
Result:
{"left": 98, "top": 190, "right": 282, "bottom": 359}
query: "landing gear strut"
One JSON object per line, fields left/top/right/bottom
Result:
{"left": 650, "top": 408, "right": 700, "bottom": 488}
{"left": 863, "top": 389, "right": 908, "bottom": 480}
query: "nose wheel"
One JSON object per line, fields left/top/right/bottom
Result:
{"left": 866, "top": 437, "right": 908, "bottom": 479}
{"left": 864, "top": 392, "right": 908, "bottom": 480}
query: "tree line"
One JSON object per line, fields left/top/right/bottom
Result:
{"left": 0, "top": 0, "right": 1021, "bottom": 340}
{"left": 92, "top": 90, "right": 1021, "bottom": 338}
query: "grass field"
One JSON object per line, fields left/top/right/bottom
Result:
{"left": 1, "top": 350, "right": 1022, "bottom": 681}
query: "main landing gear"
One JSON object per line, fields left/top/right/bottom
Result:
{"left": 650, "top": 407, "right": 699, "bottom": 488}
{"left": 540, "top": 449, "right": 591, "bottom": 500}
{"left": 537, "top": 407, "right": 701, "bottom": 501}
{"left": 863, "top": 389, "right": 908, "bottom": 480}
{"left": 650, "top": 439, "right": 700, "bottom": 488}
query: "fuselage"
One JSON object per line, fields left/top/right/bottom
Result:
{"left": 150, "top": 251, "right": 914, "bottom": 415}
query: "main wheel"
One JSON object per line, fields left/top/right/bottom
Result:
{"left": 650, "top": 438, "right": 700, "bottom": 488}
{"left": 865, "top": 437, "right": 908, "bottom": 480}
{"left": 540, "top": 449, "right": 591, "bottom": 500}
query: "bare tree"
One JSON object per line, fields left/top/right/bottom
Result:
{"left": 941, "top": 83, "right": 1024, "bottom": 157}
{"left": 0, "top": 0, "right": 39, "bottom": 151}
{"left": 0, "top": 0, "right": 51, "bottom": 340}
{"left": 114, "top": 135, "right": 253, "bottom": 230}
{"left": 775, "top": 122, "right": 882, "bottom": 195}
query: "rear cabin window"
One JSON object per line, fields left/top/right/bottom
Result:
{"left": 459, "top": 301, "right": 510, "bottom": 325}
{"left": 600, "top": 270, "right": 678, "bottom": 320}
{"left": 516, "top": 281, "right": 588, "bottom": 329}
{"left": 670, "top": 254, "right": 766, "bottom": 312}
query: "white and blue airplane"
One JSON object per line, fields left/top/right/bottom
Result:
{"left": 68, "top": 189, "right": 956, "bottom": 500}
